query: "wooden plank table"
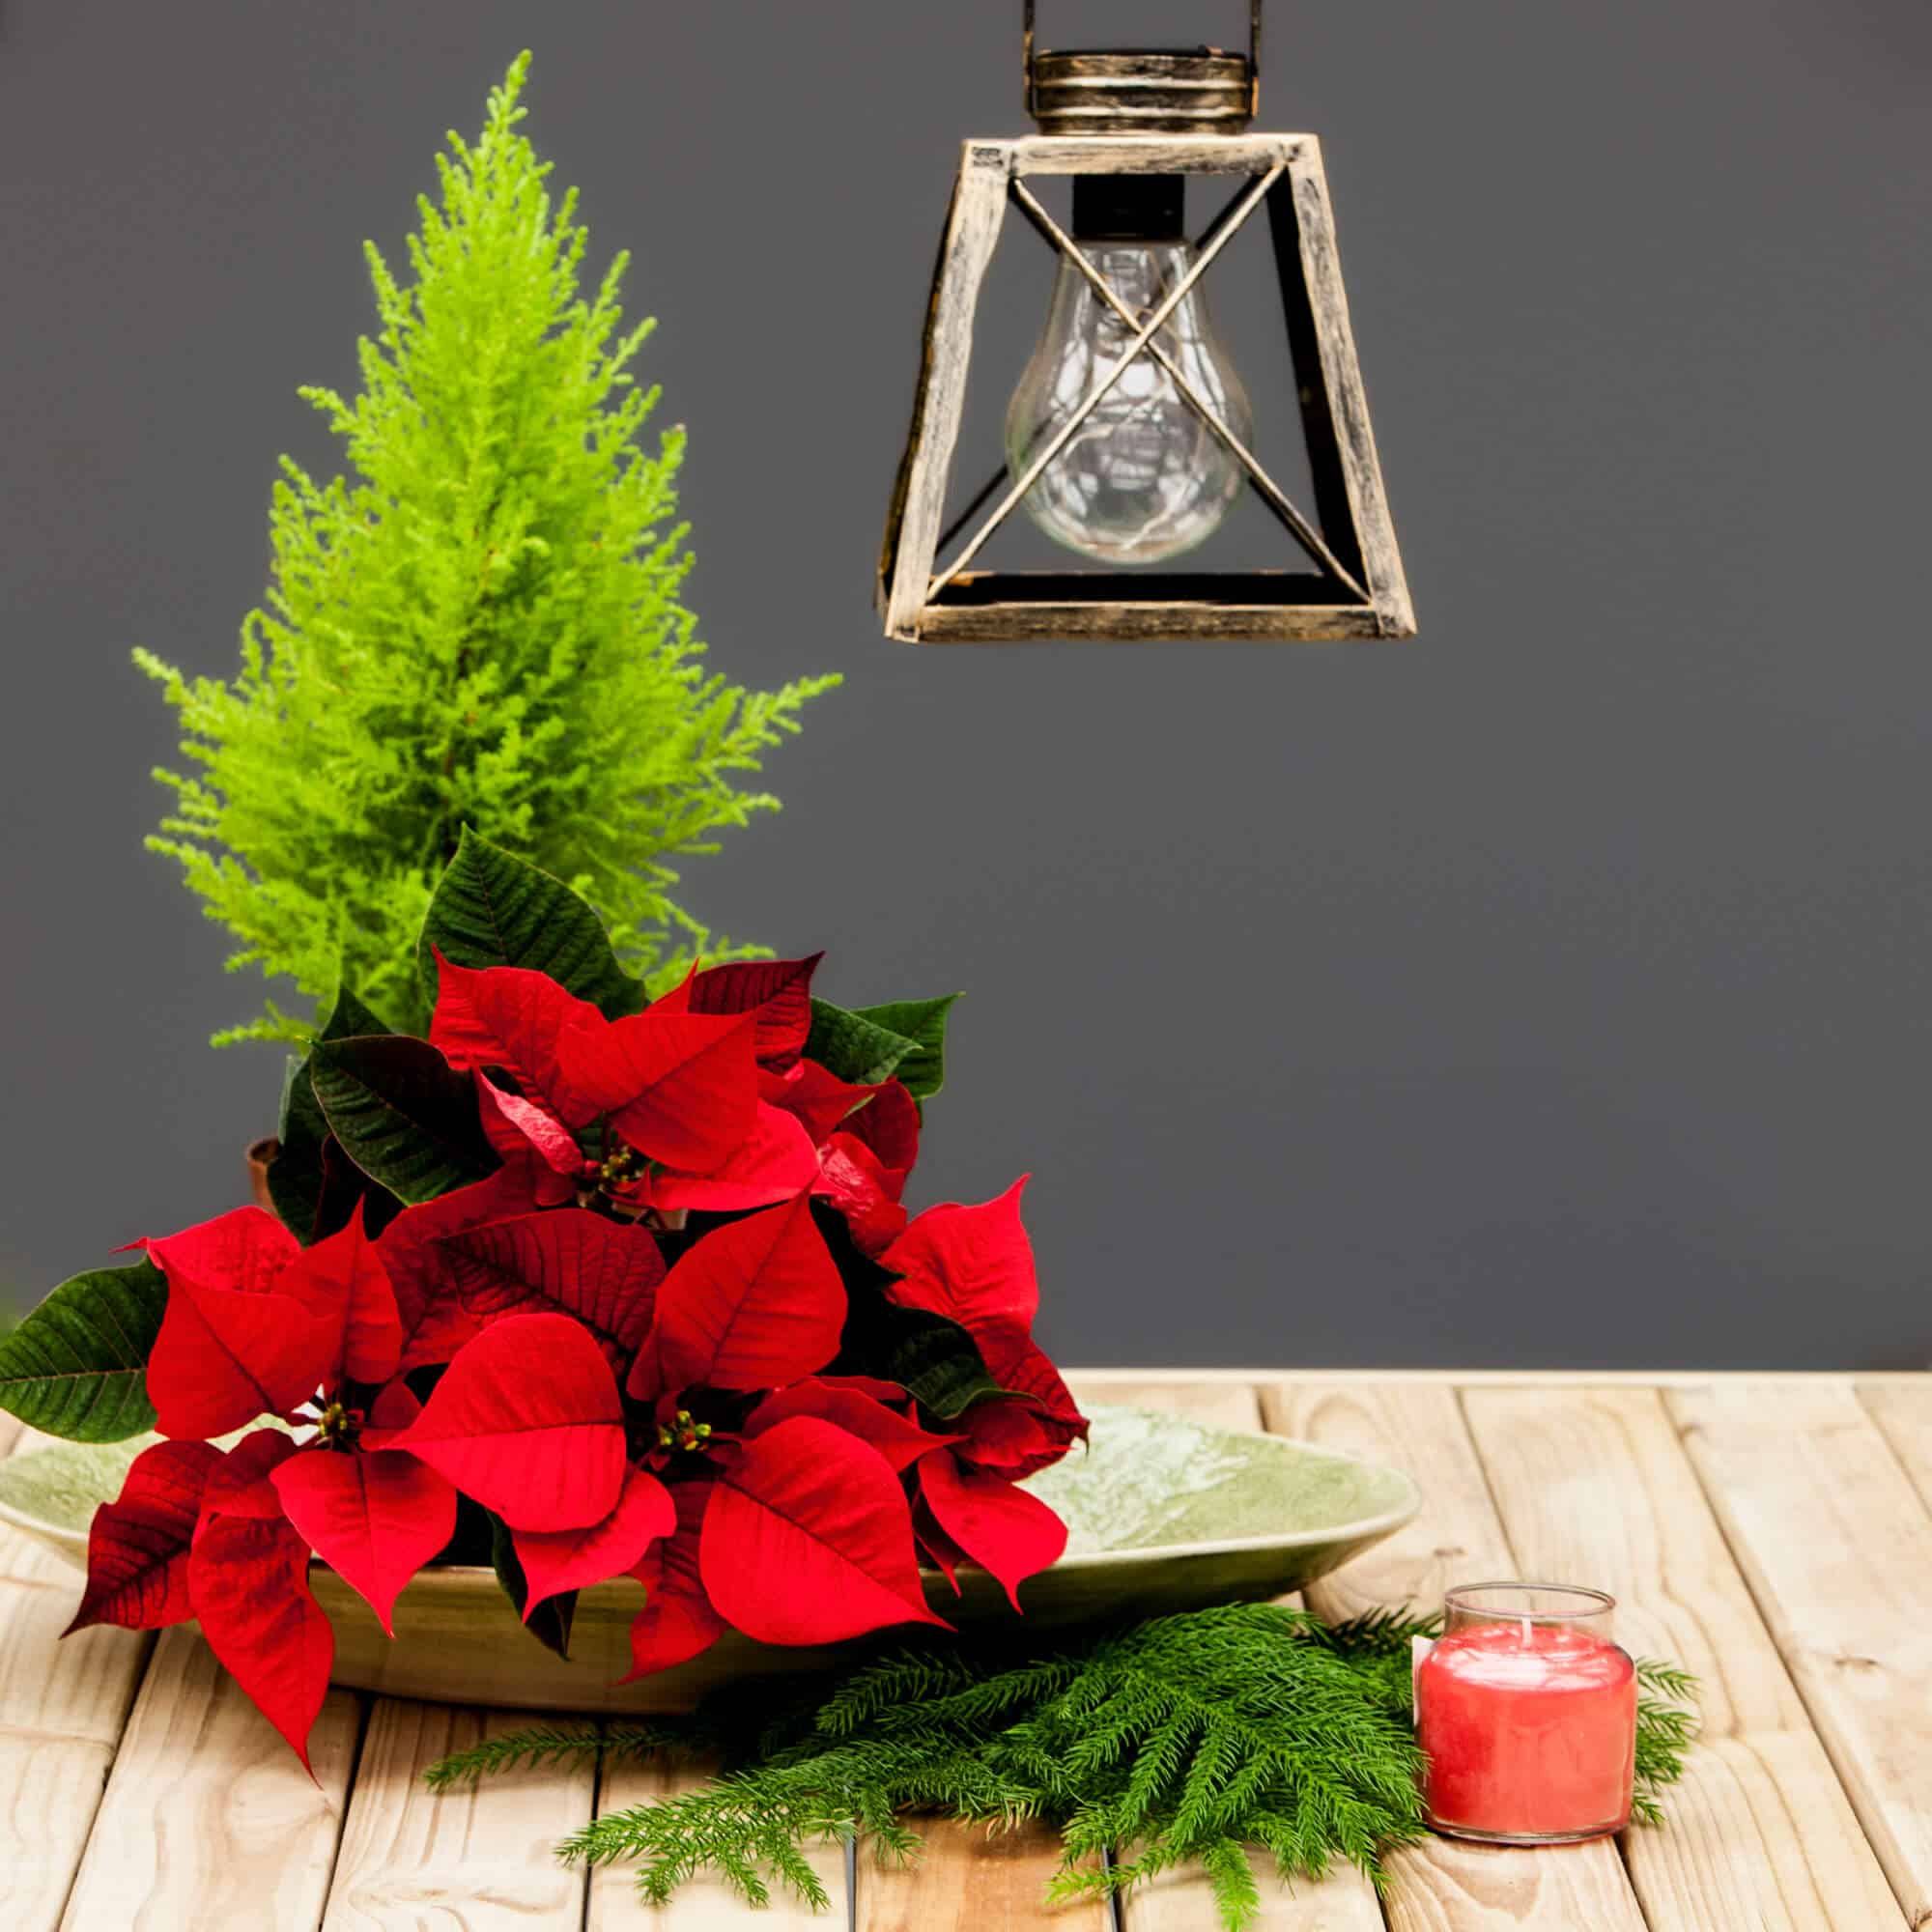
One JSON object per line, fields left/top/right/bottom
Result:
{"left": 4, "top": 1372, "right": 1929, "bottom": 1931}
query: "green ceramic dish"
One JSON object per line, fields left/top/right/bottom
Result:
{"left": 0, "top": 1402, "right": 1419, "bottom": 1713}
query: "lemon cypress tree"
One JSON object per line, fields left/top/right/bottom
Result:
{"left": 137, "top": 54, "right": 836, "bottom": 1043}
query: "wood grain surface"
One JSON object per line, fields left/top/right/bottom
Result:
{"left": 323, "top": 1700, "right": 594, "bottom": 1930}
{"left": 854, "top": 1815, "right": 1110, "bottom": 1932}
{"left": 1670, "top": 1379, "right": 1932, "bottom": 1930}
{"left": 1264, "top": 1380, "right": 1649, "bottom": 1932}
{"left": 57, "top": 1627, "right": 359, "bottom": 1932}
{"left": 1073, "top": 1376, "right": 1389, "bottom": 1931}
{"left": 1, "top": 1372, "right": 1925, "bottom": 1931}
{"left": 1462, "top": 1385, "right": 1907, "bottom": 1931}
{"left": 0, "top": 1417, "right": 154, "bottom": 1932}
{"left": 878, "top": 142, "right": 1009, "bottom": 639}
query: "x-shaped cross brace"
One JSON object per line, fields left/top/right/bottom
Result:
{"left": 927, "top": 163, "right": 1368, "bottom": 602}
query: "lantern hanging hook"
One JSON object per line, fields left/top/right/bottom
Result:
{"left": 1024, "top": 2, "right": 1264, "bottom": 117}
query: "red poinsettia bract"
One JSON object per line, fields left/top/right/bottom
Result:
{"left": 882, "top": 1180, "right": 1089, "bottom": 1608}
{"left": 78, "top": 1211, "right": 628, "bottom": 1762}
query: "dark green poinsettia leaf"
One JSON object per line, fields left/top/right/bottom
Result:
{"left": 321, "top": 984, "right": 393, "bottom": 1044}
{"left": 838, "top": 1287, "right": 1008, "bottom": 1421}
{"left": 269, "top": 1050, "right": 327, "bottom": 1234}
{"left": 490, "top": 1513, "right": 577, "bottom": 1661}
{"left": 310, "top": 1034, "right": 498, "bottom": 1206}
{"left": 816, "top": 1203, "right": 1009, "bottom": 1420}
{"left": 269, "top": 985, "right": 397, "bottom": 1242}
{"left": 806, "top": 999, "right": 921, "bottom": 1088}
{"left": 417, "top": 827, "right": 643, "bottom": 1021}
{"left": 0, "top": 1260, "right": 168, "bottom": 1440}
{"left": 311, "top": 1136, "right": 405, "bottom": 1243}
{"left": 849, "top": 995, "right": 960, "bottom": 1102}
{"left": 870, "top": 1307, "right": 1011, "bottom": 1419}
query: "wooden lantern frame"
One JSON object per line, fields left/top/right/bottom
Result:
{"left": 877, "top": 23, "right": 1413, "bottom": 645}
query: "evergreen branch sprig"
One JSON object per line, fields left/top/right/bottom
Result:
{"left": 419, "top": 1719, "right": 693, "bottom": 1790}
{"left": 422, "top": 1604, "right": 1701, "bottom": 1932}
{"left": 1633, "top": 1657, "right": 1702, "bottom": 1827}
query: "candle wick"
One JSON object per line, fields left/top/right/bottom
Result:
{"left": 1520, "top": 1616, "right": 1531, "bottom": 1646}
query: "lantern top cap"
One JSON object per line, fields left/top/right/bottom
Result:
{"left": 1024, "top": 3, "right": 1263, "bottom": 134}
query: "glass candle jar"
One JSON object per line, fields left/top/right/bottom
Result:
{"left": 1414, "top": 1583, "right": 1637, "bottom": 1844}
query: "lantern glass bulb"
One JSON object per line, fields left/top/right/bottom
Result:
{"left": 1005, "top": 239, "right": 1253, "bottom": 566}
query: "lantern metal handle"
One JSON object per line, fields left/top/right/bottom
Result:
{"left": 1023, "top": 1, "right": 1264, "bottom": 116}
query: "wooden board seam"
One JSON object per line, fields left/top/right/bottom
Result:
{"left": 1067, "top": 1368, "right": 1932, "bottom": 1387}
{"left": 1666, "top": 1387, "right": 1931, "bottom": 1928}
{"left": 312, "top": 1689, "right": 374, "bottom": 1924}
{"left": 1857, "top": 1383, "right": 1932, "bottom": 1524}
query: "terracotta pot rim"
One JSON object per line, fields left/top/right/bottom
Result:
{"left": 246, "top": 1135, "right": 280, "bottom": 1212}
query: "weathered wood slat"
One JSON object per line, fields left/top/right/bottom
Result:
{"left": 1122, "top": 1861, "right": 1386, "bottom": 1932}
{"left": 586, "top": 1757, "right": 844, "bottom": 1930}
{"left": 911, "top": 600, "right": 1384, "bottom": 644}
{"left": 1075, "top": 1367, "right": 1932, "bottom": 1389}
{"left": 57, "top": 1626, "right": 358, "bottom": 1931}
{"left": 0, "top": 1421, "right": 148, "bottom": 1931}
{"left": 1065, "top": 1375, "right": 1264, "bottom": 1433}
{"left": 1376, "top": 1847, "right": 1654, "bottom": 1929}
{"left": 1462, "top": 1385, "right": 1907, "bottom": 1932}
{"left": 13, "top": 1370, "right": 1932, "bottom": 1931}
{"left": 1277, "top": 144, "right": 1413, "bottom": 638}
{"left": 322, "top": 1699, "right": 593, "bottom": 1930}
{"left": 1261, "top": 1383, "right": 1512, "bottom": 1621}
{"left": 1009, "top": 132, "right": 1306, "bottom": 175}
{"left": 1859, "top": 1379, "right": 1932, "bottom": 1516}
{"left": 855, "top": 1816, "right": 1109, "bottom": 1932}
{"left": 1262, "top": 1381, "right": 1647, "bottom": 1932}
{"left": 0, "top": 1421, "right": 156, "bottom": 1932}
{"left": 1065, "top": 1378, "right": 1389, "bottom": 1931}
{"left": 0, "top": 1545, "right": 154, "bottom": 1932}
{"left": 880, "top": 143, "right": 1010, "bottom": 640}
{"left": 1670, "top": 1379, "right": 1932, "bottom": 1929}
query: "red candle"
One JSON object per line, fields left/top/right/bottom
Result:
{"left": 1415, "top": 1583, "right": 1636, "bottom": 1844}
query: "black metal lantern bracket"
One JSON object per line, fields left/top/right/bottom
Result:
{"left": 877, "top": 0, "right": 1414, "bottom": 644}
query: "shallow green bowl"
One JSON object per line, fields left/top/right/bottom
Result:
{"left": 0, "top": 1402, "right": 1419, "bottom": 1713}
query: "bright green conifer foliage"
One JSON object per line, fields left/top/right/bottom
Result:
{"left": 136, "top": 53, "right": 837, "bottom": 1043}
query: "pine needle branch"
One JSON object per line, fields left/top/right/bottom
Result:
{"left": 1631, "top": 1657, "right": 1702, "bottom": 1826}
{"left": 423, "top": 1605, "right": 1700, "bottom": 1932}
{"left": 421, "top": 1719, "right": 696, "bottom": 1790}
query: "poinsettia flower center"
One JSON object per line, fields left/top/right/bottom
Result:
{"left": 637, "top": 1389, "right": 748, "bottom": 1472}
{"left": 313, "top": 1399, "right": 364, "bottom": 1449}
{"left": 656, "top": 1407, "right": 713, "bottom": 1456}
{"left": 598, "top": 1145, "right": 645, "bottom": 1189}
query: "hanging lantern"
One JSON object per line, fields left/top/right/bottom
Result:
{"left": 878, "top": 1, "right": 1414, "bottom": 644}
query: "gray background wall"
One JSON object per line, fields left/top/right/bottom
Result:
{"left": 3, "top": 1, "right": 1928, "bottom": 1367}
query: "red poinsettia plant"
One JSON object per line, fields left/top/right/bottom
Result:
{"left": 0, "top": 835, "right": 1086, "bottom": 1766}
